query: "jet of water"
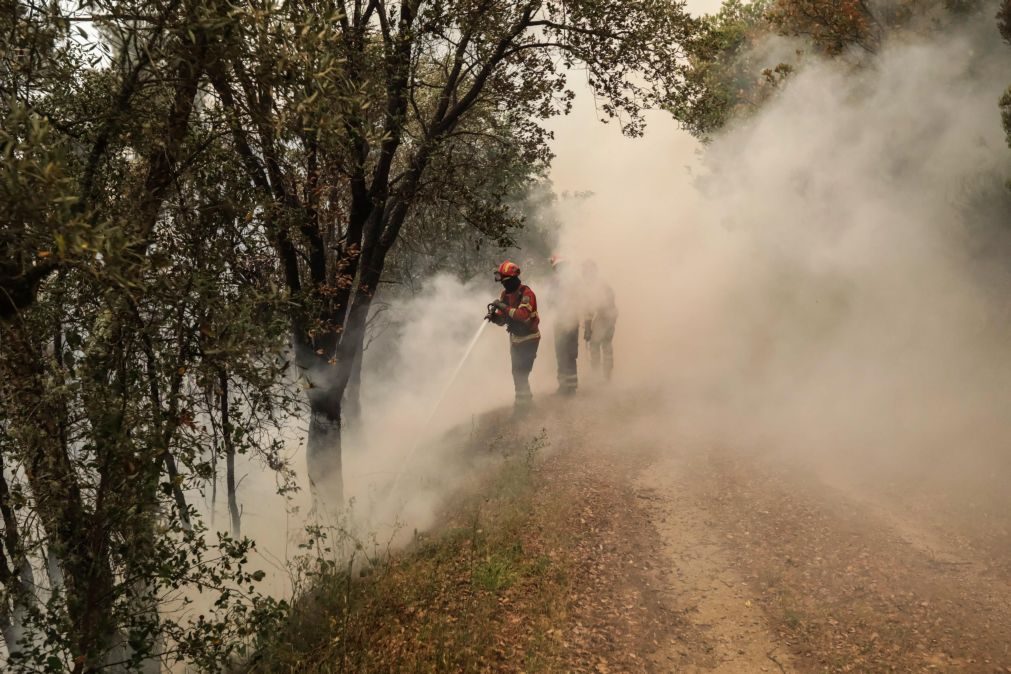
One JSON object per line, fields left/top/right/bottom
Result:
{"left": 388, "top": 319, "right": 491, "bottom": 496}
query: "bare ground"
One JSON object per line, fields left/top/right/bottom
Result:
{"left": 261, "top": 390, "right": 1011, "bottom": 672}
{"left": 520, "top": 391, "right": 1011, "bottom": 672}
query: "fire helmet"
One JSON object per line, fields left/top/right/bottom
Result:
{"left": 495, "top": 260, "right": 521, "bottom": 282}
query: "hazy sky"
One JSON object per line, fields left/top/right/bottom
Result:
{"left": 547, "top": 0, "right": 719, "bottom": 194}
{"left": 686, "top": 0, "right": 725, "bottom": 14}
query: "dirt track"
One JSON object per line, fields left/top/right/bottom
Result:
{"left": 522, "top": 391, "right": 1011, "bottom": 672}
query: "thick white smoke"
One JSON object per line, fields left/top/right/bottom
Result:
{"left": 550, "top": 5, "right": 1011, "bottom": 480}
{"left": 230, "top": 1, "right": 1011, "bottom": 592}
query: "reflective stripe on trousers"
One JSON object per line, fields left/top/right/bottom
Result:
{"left": 554, "top": 324, "right": 579, "bottom": 390}
{"left": 589, "top": 321, "right": 615, "bottom": 380}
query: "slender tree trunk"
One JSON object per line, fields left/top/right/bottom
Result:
{"left": 209, "top": 387, "right": 219, "bottom": 530}
{"left": 220, "top": 370, "right": 240, "bottom": 537}
{"left": 0, "top": 459, "right": 35, "bottom": 659}
{"left": 0, "top": 605, "right": 15, "bottom": 661}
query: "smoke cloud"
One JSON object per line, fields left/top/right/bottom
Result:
{"left": 549, "top": 4, "right": 1011, "bottom": 482}
{"left": 230, "top": 1, "right": 1011, "bottom": 591}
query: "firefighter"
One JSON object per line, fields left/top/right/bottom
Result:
{"left": 488, "top": 261, "right": 541, "bottom": 410}
{"left": 582, "top": 260, "right": 618, "bottom": 381}
{"left": 550, "top": 254, "right": 580, "bottom": 395}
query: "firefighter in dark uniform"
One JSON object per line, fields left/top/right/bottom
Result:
{"left": 488, "top": 261, "right": 541, "bottom": 410}
{"left": 550, "top": 254, "right": 580, "bottom": 395}
{"left": 582, "top": 260, "right": 618, "bottom": 381}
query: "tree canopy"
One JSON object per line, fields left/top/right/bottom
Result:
{"left": 1, "top": 0, "right": 704, "bottom": 668}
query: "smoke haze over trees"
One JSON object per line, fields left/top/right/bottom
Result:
{"left": 1, "top": 0, "right": 702, "bottom": 668}
{"left": 5, "top": 0, "right": 1011, "bottom": 669}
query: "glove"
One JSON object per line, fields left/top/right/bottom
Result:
{"left": 486, "top": 300, "right": 508, "bottom": 326}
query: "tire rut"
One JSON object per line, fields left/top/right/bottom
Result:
{"left": 637, "top": 456, "right": 796, "bottom": 673}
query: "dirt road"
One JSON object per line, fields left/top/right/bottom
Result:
{"left": 523, "top": 392, "right": 1011, "bottom": 672}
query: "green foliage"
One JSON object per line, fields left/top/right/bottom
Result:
{"left": 6, "top": 527, "right": 288, "bottom": 673}
{"left": 472, "top": 549, "right": 521, "bottom": 591}
{"left": 1001, "top": 86, "right": 1011, "bottom": 148}
{"left": 1001, "top": 2, "right": 1011, "bottom": 156}
{"left": 203, "top": 0, "right": 707, "bottom": 462}
{"left": 2, "top": 0, "right": 705, "bottom": 667}
{"left": 767, "top": 0, "right": 878, "bottom": 55}
{"left": 1000, "top": 0, "right": 1011, "bottom": 38}
{"left": 678, "top": 0, "right": 781, "bottom": 138}
{"left": 0, "top": 105, "right": 82, "bottom": 316}
{"left": 1, "top": 0, "right": 299, "bottom": 667}
{"left": 681, "top": 0, "right": 996, "bottom": 137}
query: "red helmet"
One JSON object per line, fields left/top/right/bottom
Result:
{"left": 495, "top": 260, "right": 520, "bottom": 282}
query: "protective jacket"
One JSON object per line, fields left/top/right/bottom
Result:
{"left": 493, "top": 284, "right": 540, "bottom": 344}
{"left": 584, "top": 282, "right": 618, "bottom": 332}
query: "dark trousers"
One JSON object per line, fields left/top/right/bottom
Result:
{"left": 588, "top": 320, "right": 615, "bottom": 381}
{"left": 510, "top": 338, "right": 539, "bottom": 407}
{"left": 554, "top": 323, "right": 579, "bottom": 393}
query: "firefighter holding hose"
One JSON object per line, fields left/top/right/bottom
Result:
{"left": 487, "top": 261, "right": 541, "bottom": 412}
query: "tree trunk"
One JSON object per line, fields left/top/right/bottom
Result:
{"left": 294, "top": 319, "right": 349, "bottom": 511}
{"left": 210, "top": 418, "right": 218, "bottom": 531}
{"left": 343, "top": 346, "right": 363, "bottom": 429}
{"left": 220, "top": 370, "right": 240, "bottom": 537}
{"left": 0, "top": 607, "right": 17, "bottom": 662}
{"left": 4, "top": 339, "right": 117, "bottom": 669}
{"left": 0, "top": 461, "right": 35, "bottom": 659}
{"left": 306, "top": 384, "right": 344, "bottom": 512}
{"left": 45, "top": 547, "right": 64, "bottom": 593}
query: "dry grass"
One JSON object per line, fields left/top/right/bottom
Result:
{"left": 245, "top": 431, "right": 569, "bottom": 673}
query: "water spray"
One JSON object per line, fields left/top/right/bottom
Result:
{"left": 387, "top": 314, "right": 493, "bottom": 498}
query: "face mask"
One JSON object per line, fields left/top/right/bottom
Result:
{"left": 501, "top": 276, "right": 521, "bottom": 293}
